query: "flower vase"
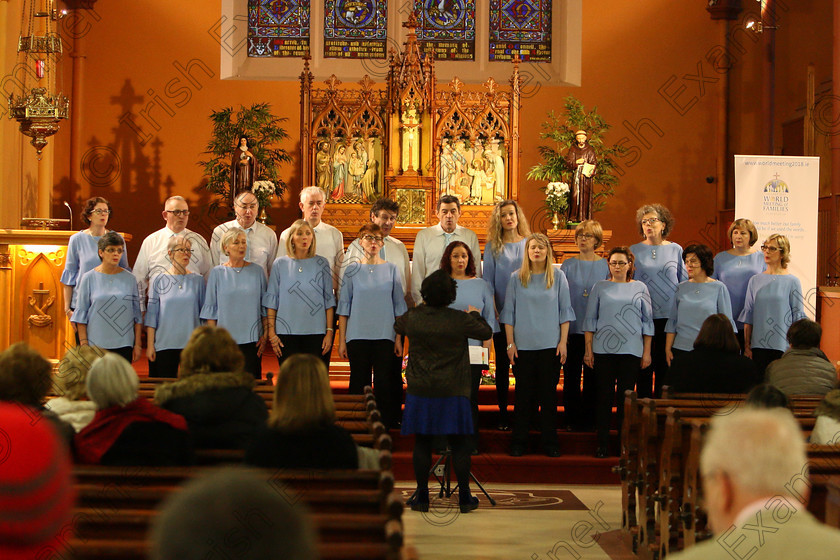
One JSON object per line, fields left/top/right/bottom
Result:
{"left": 258, "top": 206, "right": 268, "bottom": 224}
{"left": 551, "top": 212, "right": 564, "bottom": 231}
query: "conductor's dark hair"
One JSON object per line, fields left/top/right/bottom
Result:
{"left": 745, "top": 383, "right": 789, "bottom": 410}
{"left": 693, "top": 314, "right": 739, "bottom": 353}
{"left": 786, "top": 318, "right": 822, "bottom": 350}
{"left": 420, "top": 269, "right": 457, "bottom": 307}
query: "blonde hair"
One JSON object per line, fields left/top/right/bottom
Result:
{"left": 268, "top": 354, "right": 335, "bottom": 431}
{"left": 574, "top": 220, "right": 603, "bottom": 249}
{"left": 519, "top": 233, "right": 555, "bottom": 289}
{"left": 764, "top": 233, "right": 791, "bottom": 268}
{"left": 220, "top": 227, "right": 247, "bottom": 256}
{"left": 56, "top": 345, "right": 106, "bottom": 401}
{"left": 285, "top": 219, "right": 317, "bottom": 258}
{"left": 179, "top": 326, "right": 245, "bottom": 377}
{"left": 487, "top": 200, "right": 530, "bottom": 257}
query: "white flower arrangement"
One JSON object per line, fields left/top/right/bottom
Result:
{"left": 544, "top": 181, "right": 570, "bottom": 214}
{"left": 252, "top": 180, "right": 276, "bottom": 198}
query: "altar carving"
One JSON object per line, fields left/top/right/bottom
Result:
{"left": 299, "top": 12, "right": 521, "bottom": 233}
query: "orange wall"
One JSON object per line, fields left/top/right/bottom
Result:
{"left": 50, "top": 2, "right": 754, "bottom": 263}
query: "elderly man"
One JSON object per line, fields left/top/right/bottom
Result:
{"left": 669, "top": 408, "right": 840, "bottom": 559}
{"left": 276, "top": 186, "right": 344, "bottom": 293}
{"left": 133, "top": 196, "right": 211, "bottom": 306}
{"left": 411, "top": 194, "right": 480, "bottom": 305}
{"left": 210, "top": 191, "right": 277, "bottom": 278}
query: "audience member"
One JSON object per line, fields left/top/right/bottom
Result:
{"left": 744, "top": 383, "right": 789, "bottom": 409}
{"left": 210, "top": 191, "right": 278, "bottom": 277}
{"left": 75, "top": 353, "right": 192, "bottom": 465}
{"left": 245, "top": 354, "right": 358, "bottom": 469}
{"left": 668, "top": 314, "right": 759, "bottom": 394}
{"left": 766, "top": 319, "right": 838, "bottom": 396}
{"left": 153, "top": 326, "right": 268, "bottom": 449}
{"left": 811, "top": 389, "right": 840, "bottom": 445}
{"left": 0, "top": 342, "right": 74, "bottom": 444}
{"left": 45, "top": 344, "right": 104, "bottom": 432}
{"left": 669, "top": 408, "right": 840, "bottom": 559}
{"left": 0, "top": 402, "right": 75, "bottom": 560}
{"left": 149, "top": 468, "right": 317, "bottom": 560}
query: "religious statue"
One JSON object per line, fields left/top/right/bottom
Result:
{"left": 331, "top": 144, "right": 348, "bottom": 200}
{"left": 400, "top": 102, "right": 421, "bottom": 173}
{"left": 438, "top": 139, "right": 457, "bottom": 196}
{"left": 315, "top": 141, "right": 332, "bottom": 196}
{"left": 487, "top": 139, "right": 506, "bottom": 200}
{"left": 348, "top": 141, "right": 368, "bottom": 195}
{"left": 360, "top": 159, "right": 379, "bottom": 202}
{"left": 230, "top": 136, "right": 256, "bottom": 199}
{"left": 564, "top": 130, "right": 597, "bottom": 222}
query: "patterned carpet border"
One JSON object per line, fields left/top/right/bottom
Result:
{"left": 396, "top": 487, "right": 588, "bottom": 511}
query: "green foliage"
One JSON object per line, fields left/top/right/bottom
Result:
{"left": 198, "top": 103, "right": 292, "bottom": 208}
{"left": 526, "top": 96, "right": 626, "bottom": 215}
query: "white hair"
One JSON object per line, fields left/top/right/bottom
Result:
{"left": 164, "top": 195, "right": 187, "bottom": 207}
{"left": 166, "top": 234, "right": 192, "bottom": 253}
{"left": 86, "top": 353, "right": 139, "bottom": 409}
{"left": 220, "top": 227, "right": 247, "bottom": 254}
{"left": 299, "top": 186, "right": 325, "bottom": 203}
{"left": 700, "top": 408, "right": 807, "bottom": 497}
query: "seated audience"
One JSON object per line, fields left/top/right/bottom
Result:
{"left": 154, "top": 326, "right": 268, "bottom": 449}
{"left": 669, "top": 408, "right": 840, "bottom": 559}
{"left": 246, "top": 354, "right": 358, "bottom": 469}
{"left": 744, "top": 383, "right": 789, "bottom": 409}
{"left": 0, "top": 342, "right": 74, "bottom": 444}
{"left": 668, "top": 314, "right": 759, "bottom": 394}
{"left": 149, "top": 468, "right": 317, "bottom": 560}
{"left": 767, "top": 318, "right": 838, "bottom": 396}
{"left": 45, "top": 345, "right": 103, "bottom": 432}
{"left": 811, "top": 389, "right": 840, "bottom": 445}
{"left": 0, "top": 402, "right": 75, "bottom": 560}
{"left": 75, "top": 353, "right": 192, "bottom": 465}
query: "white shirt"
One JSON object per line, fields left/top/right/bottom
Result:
{"left": 276, "top": 221, "right": 345, "bottom": 279}
{"left": 210, "top": 219, "right": 278, "bottom": 278}
{"left": 411, "top": 223, "right": 481, "bottom": 304}
{"left": 343, "top": 236, "right": 411, "bottom": 297}
{"left": 133, "top": 226, "right": 212, "bottom": 306}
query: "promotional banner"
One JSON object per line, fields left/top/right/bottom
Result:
{"left": 734, "top": 155, "right": 820, "bottom": 319}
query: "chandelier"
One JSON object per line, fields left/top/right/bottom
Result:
{"left": 7, "top": 0, "right": 69, "bottom": 157}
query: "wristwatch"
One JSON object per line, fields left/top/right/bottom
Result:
{"left": 506, "top": 343, "right": 514, "bottom": 350}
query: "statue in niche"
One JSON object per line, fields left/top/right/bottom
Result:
{"left": 315, "top": 141, "right": 332, "bottom": 195}
{"left": 564, "top": 129, "right": 597, "bottom": 222}
{"left": 331, "top": 144, "right": 348, "bottom": 200}
{"left": 466, "top": 158, "right": 488, "bottom": 203}
{"left": 348, "top": 141, "right": 368, "bottom": 195}
{"left": 453, "top": 139, "right": 471, "bottom": 200}
{"left": 487, "top": 139, "right": 505, "bottom": 200}
{"left": 438, "top": 139, "right": 458, "bottom": 196}
{"left": 230, "top": 136, "right": 255, "bottom": 196}
{"left": 360, "top": 158, "right": 379, "bottom": 202}
{"left": 400, "top": 102, "right": 421, "bottom": 173}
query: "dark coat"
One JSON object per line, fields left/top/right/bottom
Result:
{"left": 668, "top": 348, "right": 760, "bottom": 394}
{"left": 245, "top": 423, "right": 358, "bottom": 470}
{"left": 154, "top": 371, "right": 268, "bottom": 449}
{"left": 767, "top": 348, "right": 838, "bottom": 396}
{"left": 100, "top": 421, "right": 194, "bottom": 466}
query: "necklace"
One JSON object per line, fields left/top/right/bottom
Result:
{"left": 580, "top": 258, "right": 599, "bottom": 297}
{"left": 227, "top": 263, "right": 245, "bottom": 273}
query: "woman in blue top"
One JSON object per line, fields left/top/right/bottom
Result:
{"left": 712, "top": 218, "right": 766, "bottom": 352}
{"left": 337, "top": 224, "right": 408, "bottom": 428}
{"left": 145, "top": 236, "right": 205, "bottom": 378}
{"left": 583, "top": 246, "right": 653, "bottom": 458}
{"left": 62, "top": 198, "right": 130, "bottom": 339}
{"left": 500, "top": 233, "right": 574, "bottom": 457}
{"left": 739, "top": 233, "right": 807, "bottom": 378}
{"left": 560, "top": 220, "right": 609, "bottom": 432}
{"left": 630, "top": 203, "right": 687, "bottom": 398}
{"left": 72, "top": 232, "right": 142, "bottom": 364}
{"left": 201, "top": 227, "right": 268, "bottom": 379}
{"left": 265, "top": 219, "right": 336, "bottom": 370}
{"left": 483, "top": 200, "right": 530, "bottom": 430}
{"left": 441, "top": 240, "right": 498, "bottom": 452}
{"left": 665, "top": 244, "right": 735, "bottom": 367}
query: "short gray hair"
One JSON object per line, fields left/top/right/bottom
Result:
{"left": 164, "top": 195, "right": 187, "bottom": 207}
{"left": 299, "top": 186, "right": 325, "bottom": 203}
{"left": 220, "top": 227, "right": 247, "bottom": 255}
{"left": 700, "top": 408, "right": 806, "bottom": 497}
{"left": 166, "top": 235, "right": 191, "bottom": 253}
{"left": 86, "top": 353, "right": 139, "bottom": 409}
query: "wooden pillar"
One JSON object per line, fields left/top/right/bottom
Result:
{"left": 37, "top": 145, "right": 53, "bottom": 217}
{"left": 833, "top": 0, "right": 840, "bottom": 264}
{"left": 762, "top": 0, "right": 776, "bottom": 154}
{"left": 69, "top": 10, "right": 87, "bottom": 197}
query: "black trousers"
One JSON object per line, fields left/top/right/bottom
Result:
{"left": 752, "top": 348, "right": 784, "bottom": 380}
{"left": 637, "top": 318, "right": 668, "bottom": 398}
{"left": 148, "top": 348, "right": 181, "bottom": 378}
{"left": 594, "top": 353, "right": 640, "bottom": 450}
{"left": 563, "top": 333, "right": 596, "bottom": 430}
{"left": 413, "top": 434, "right": 471, "bottom": 495}
{"left": 276, "top": 334, "right": 329, "bottom": 370}
{"left": 390, "top": 351, "right": 405, "bottom": 425}
{"left": 239, "top": 342, "right": 261, "bottom": 380}
{"left": 469, "top": 364, "right": 483, "bottom": 449}
{"left": 107, "top": 346, "right": 133, "bottom": 363}
{"left": 511, "top": 348, "right": 561, "bottom": 449}
{"left": 347, "top": 339, "right": 400, "bottom": 428}
{"left": 492, "top": 332, "right": 512, "bottom": 421}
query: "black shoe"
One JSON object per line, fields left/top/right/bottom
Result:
{"left": 595, "top": 447, "right": 608, "bottom": 459}
{"left": 459, "top": 495, "right": 479, "bottom": 513}
{"left": 545, "top": 447, "right": 562, "bottom": 458}
{"left": 509, "top": 445, "right": 526, "bottom": 457}
{"left": 407, "top": 489, "right": 430, "bottom": 512}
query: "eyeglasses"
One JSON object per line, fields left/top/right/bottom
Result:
{"left": 165, "top": 209, "right": 190, "bottom": 217}
{"left": 236, "top": 203, "right": 258, "bottom": 210}
{"left": 103, "top": 247, "right": 124, "bottom": 254}
{"left": 640, "top": 218, "right": 661, "bottom": 226}
{"left": 576, "top": 233, "right": 595, "bottom": 240}
{"left": 361, "top": 235, "right": 384, "bottom": 244}
{"left": 609, "top": 261, "right": 629, "bottom": 267}
{"left": 684, "top": 258, "right": 701, "bottom": 266}
{"left": 91, "top": 209, "right": 111, "bottom": 215}
{"left": 760, "top": 245, "right": 780, "bottom": 253}
{"left": 172, "top": 248, "right": 193, "bottom": 254}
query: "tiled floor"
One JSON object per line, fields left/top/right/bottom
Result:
{"left": 402, "top": 483, "right": 629, "bottom": 560}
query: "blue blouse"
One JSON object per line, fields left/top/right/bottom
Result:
{"left": 61, "top": 231, "right": 130, "bottom": 308}
{"left": 71, "top": 269, "right": 141, "bottom": 349}
{"left": 561, "top": 257, "right": 610, "bottom": 335}
{"left": 145, "top": 273, "right": 205, "bottom": 351}
{"left": 665, "top": 281, "right": 735, "bottom": 352}
{"left": 630, "top": 242, "right": 688, "bottom": 319}
{"left": 337, "top": 262, "right": 407, "bottom": 342}
{"left": 499, "top": 268, "right": 575, "bottom": 351}
{"left": 739, "top": 274, "right": 807, "bottom": 352}
{"left": 263, "top": 256, "right": 336, "bottom": 336}
{"left": 449, "top": 278, "right": 498, "bottom": 346}
{"left": 201, "top": 264, "right": 267, "bottom": 345}
{"left": 582, "top": 280, "right": 654, "bottom": 358}
{"left": 483, "top": 239, "right": 527, "bottom": 316}
{"left": 712, "top": 251, "right": 766, "bottom": 329}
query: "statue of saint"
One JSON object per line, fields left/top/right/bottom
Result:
{"left": 330, "top": 144, "right": 348, "bottom": 200}
{"left": 487, "top": 139, "right": 505, "bottom": 200}
{"left": 564, "top": 130, "right": 597, "bottom": 222}
{"left": 315, "top": 141, "right": 332, "bottom": 196}
{"left": 230, "top": 136, "right": 256, "bottom": 201}
{"left": 401, "top": 103, "right": 421, "bottom": 173}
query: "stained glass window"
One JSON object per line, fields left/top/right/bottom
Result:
{"left": 248, "top": 0, "right": 310, "bottom": 58}
{"left": 488, "top": 0, "right": 552, "bottom": 63}
{"left": 324, "top": 0, "right": 388, "bottom": 59}
{"left": 415, "top": 0, "right": 476, "bottom": 61}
